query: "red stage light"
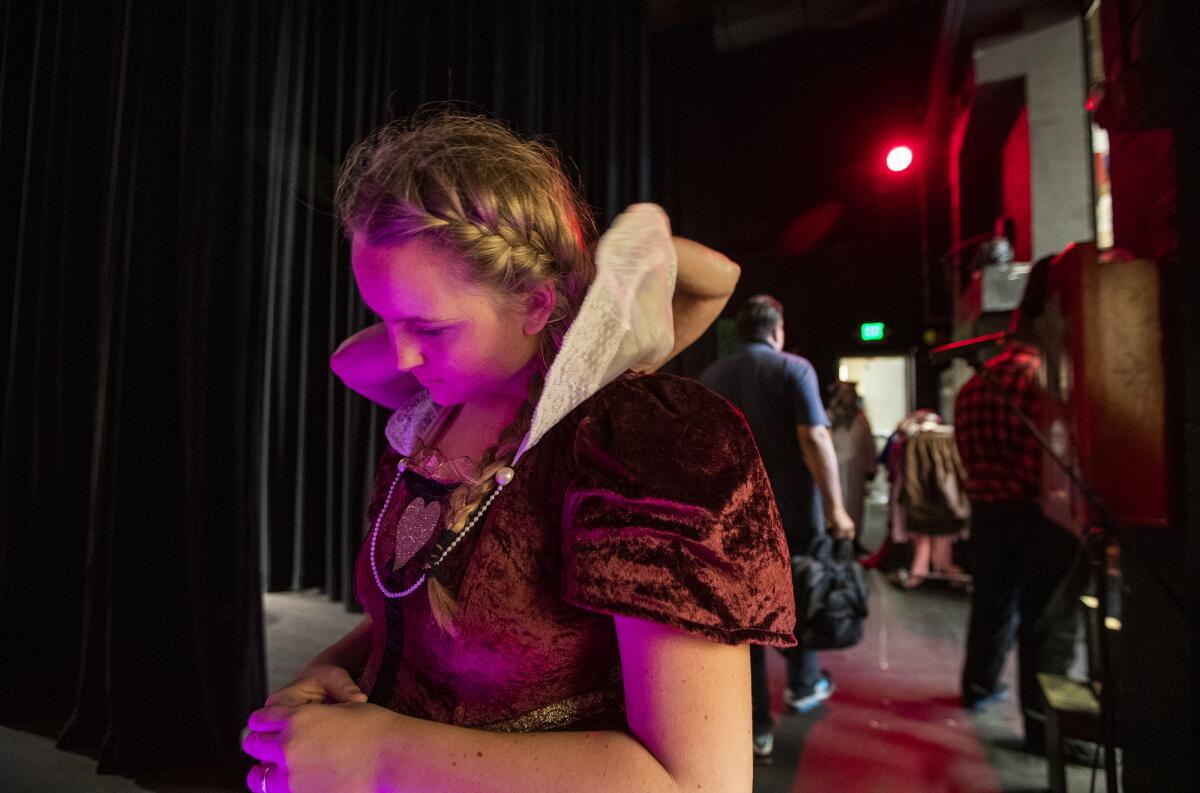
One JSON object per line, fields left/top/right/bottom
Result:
{"left": 886, "top": 146, "right": 914, "bottom": 172}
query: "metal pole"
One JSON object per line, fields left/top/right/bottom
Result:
{"left": 918, "top": 157, "right": 931, "bottom": 325}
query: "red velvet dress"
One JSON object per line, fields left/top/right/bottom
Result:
{"left": 354, "top": 372, "right": 796, "bottom": 732}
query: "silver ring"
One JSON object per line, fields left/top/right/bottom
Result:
{"left": 260, "top": 763, "right": 271, "bottom": 793}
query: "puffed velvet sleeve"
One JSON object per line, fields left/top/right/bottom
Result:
{"left": 561, "top": 374, "right": 797, "bottom": 647}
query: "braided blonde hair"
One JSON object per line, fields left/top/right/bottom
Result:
{"left": 336, "top": 111, "right": 596, "bottom": 631}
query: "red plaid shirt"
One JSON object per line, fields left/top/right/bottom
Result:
{"left": 953, "top": 343, "right": 1042, "bottom": 503}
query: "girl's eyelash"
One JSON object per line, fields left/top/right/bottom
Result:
{"left": 416, "top": 327, "right": 446, "bottom": 337}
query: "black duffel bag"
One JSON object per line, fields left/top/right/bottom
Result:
{"left": 791, "top": 537, "right": 870, "bottom": 650}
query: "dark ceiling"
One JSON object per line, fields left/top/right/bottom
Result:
{"left": 648, "top": 0, "right": 1084, "bottom": 46}
{"left": 648, "top": 0, "right": 935, "bottom": 44}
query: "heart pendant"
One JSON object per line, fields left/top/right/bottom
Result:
{"left": 391, "top": 497, "right": 443, "bottom": 571}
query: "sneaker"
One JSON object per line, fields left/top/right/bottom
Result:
{"left": 1064, "top": 738, "right": 1105, "bottom": 767}
{"left": 962, "top": 683, "right": 1013, "bottom": 712}
{"left": 784, "top": 676, "right": 835, "bottom": 713}
{"left": 752, "top": 732, "right": 774, "bottom": 761}
{"left": 1023, "top": 734, "right": 1105, "bottom": 767}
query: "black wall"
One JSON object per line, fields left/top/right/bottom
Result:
{"left": 1120, "top": 0, "right": 1200, "bottom": 790}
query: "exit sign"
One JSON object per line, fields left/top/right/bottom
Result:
{"left": 860, "top": 322, "right": 886, "bottom": 342}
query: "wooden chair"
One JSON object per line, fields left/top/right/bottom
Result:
{"left": 1037, "top": 672, "right": 1103, "bottom": 793}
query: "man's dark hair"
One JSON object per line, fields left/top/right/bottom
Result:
{"left": 1010, "top": 253, "right": 1056, "bottom": 337}
{"left": 736, "top": 294, "right": 784, "bottom": 342}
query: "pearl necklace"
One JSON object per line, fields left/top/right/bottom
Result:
{"left": 369, "top": 459, "right": 515, "bottom": 599}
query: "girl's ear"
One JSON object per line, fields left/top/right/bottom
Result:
{"left": 522, "top": 283, "right": 557, "bottom": 336}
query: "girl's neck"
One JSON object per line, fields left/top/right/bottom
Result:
{"left": 439, "top": 360, "right": 540, "bottom": 461}
{"left": 456, "top": 400, "right": 521, "bottom": 444}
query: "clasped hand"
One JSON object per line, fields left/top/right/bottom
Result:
{"left": 242, "top": 664, "right": 396, "bottom": 793}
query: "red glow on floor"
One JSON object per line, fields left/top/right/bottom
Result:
{"left": 757, "top": 577, "right": 1032, "bottom": 793}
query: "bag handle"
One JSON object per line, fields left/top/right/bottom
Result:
{"left": 831, "top": 537, "right": 858, "bottom": 563}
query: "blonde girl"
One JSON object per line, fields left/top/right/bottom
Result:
{"left": 242, "top": 113, "right": 795, "bottom": 793}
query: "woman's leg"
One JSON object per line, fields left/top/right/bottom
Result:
{"left": 750, "top": 644, "right": 773, "bottom": 739}
{"left": 909, "top": 533, "right": 931, "bottom": 583}
{"left": 932, "top": 535, "right": 965, "bottom": 575}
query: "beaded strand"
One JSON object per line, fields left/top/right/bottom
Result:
{"left": 369, "top": 458, "right": 512, "bottom": 599}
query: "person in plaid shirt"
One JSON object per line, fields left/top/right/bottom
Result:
{"left": 954, "top": 255, "right": 1084, "bottom": 756}
{"left": 954, "top": 342, "right": 1042, "bottom": 503}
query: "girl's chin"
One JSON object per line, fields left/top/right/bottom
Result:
{"left": 422, "top": 381, "right": 472, "bottom": 408}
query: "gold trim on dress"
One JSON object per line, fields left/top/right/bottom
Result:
{"left": 482, "top": 689, "right": 609, "bottom": 733}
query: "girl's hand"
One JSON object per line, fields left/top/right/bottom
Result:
{"left": 264, "top": 663, "right": 368, "bottom": 708}
{"left": 656, "top": 235, "right": 741, "bottom": 370}
{"left": 243, "top": 701, "right": 400, "bottom": 793}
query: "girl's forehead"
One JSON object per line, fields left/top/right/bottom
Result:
{"left": 352, "top": 233, "right": 465, "bottom": 275}
{"left": 351, "top": 234, "right": 502, "bottom": 316}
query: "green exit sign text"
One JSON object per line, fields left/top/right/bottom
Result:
{"left": 860, "top": 322, "right": 886, "bottom": 342}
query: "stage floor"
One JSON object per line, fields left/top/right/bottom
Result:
{"left": 2, "top": 497, "right": 1101, "bottom": 792}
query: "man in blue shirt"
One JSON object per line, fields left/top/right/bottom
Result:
{"left": 699, "top": 294, "right": 855, "bottom": 759}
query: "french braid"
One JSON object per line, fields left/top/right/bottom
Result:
{"left": 425, "top": 373, "right": 544, "bottom": 633}
{"left": 336, "top": 111, "right": 593, "bottom": 629}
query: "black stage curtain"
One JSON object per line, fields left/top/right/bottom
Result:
{"left": 0, "top": 0, "right": 648, "bottom": 779}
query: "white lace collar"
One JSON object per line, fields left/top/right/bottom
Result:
{"left": 385, "top": 204, "right": 677, "bottom": 460}
{"left": 516, "top": 203, "right": 676, "bottom": 460}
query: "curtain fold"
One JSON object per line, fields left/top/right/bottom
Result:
{"left": 1, "top": 0, "right": 649, "bottom": 778}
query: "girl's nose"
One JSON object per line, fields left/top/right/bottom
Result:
{"left": 393, "top": 334, "right": 424, "bottom": 371}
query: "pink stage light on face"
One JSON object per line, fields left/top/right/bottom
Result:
{"left": 886, "top": 146, "right": 914, "bottom": 173}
